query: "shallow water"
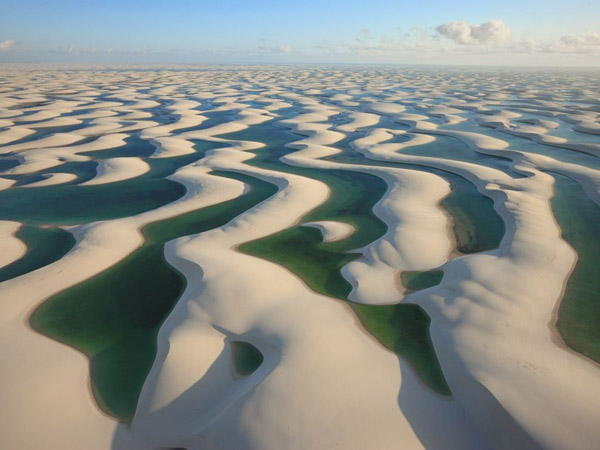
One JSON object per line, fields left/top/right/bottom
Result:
{"left": 233, "top": 122, "right": 451, "bottom": 395}
{"left": 30, "top": 170, "right": 279, "bottom": 421}
{"left": 1, "top": 67, "right": 598, "bottom": 440}
{"left": 550, "top": 174, "right": 600, "bottom": 364}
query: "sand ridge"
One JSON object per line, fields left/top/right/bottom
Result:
{"left": 0, "top": 66, "right": 599, "bottom": 450}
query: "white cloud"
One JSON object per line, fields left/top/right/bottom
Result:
{"left": 436, "top": 20, "right": 511, "bottom": 45}
{"left": 0, "top": 39, "right": 15, "bottom": 52}
{"left": 409, "top": 26, "right": 429, "bottom": 41}
{"left": 509, "top": 39, "right": 538, "bottom": 54}
{"left": 560, "top": 31, "right": 600, "bottom": 48}
{"left": 258, "top": 44, "right": 291, "bottom": 54}
{"left": 509, "top": 32, "right": 600, "bottom": 55}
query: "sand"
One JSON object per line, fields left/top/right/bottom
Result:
{"left": 0, "top": 221, "right": 26, "bottom": 269}
{"left": 302, "top": 220, "right": 355, "bottom": 242}
{"left": 0, "top": 66, "right": 599, "bottom": 450}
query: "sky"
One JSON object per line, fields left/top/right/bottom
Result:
{"left": 0, "top": 0, "right": 599, "bottom": 66}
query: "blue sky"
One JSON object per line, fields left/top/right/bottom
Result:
{"left": 1, "top": 0, "right": 599, "bottom": 65}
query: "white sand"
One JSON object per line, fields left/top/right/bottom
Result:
{"left": 128, "top": 118, "right": 483, "bottom": 450}
{"left": 353, "top": 104, "right": 600, "bottom": 449}
{"left": 302, "top": 220, "right": 355, "bottom": 242}
{"left": 82, "top": 157, "right": 150, "bottom": 186}
{"left": 0, "top": 154, "right": 248, "bottom": 450}
{"left": 0, "top": 66, "right": 599, "bottom": 450}
{"left": 20, "top": 172, "right": 78, "bottom": 187}
{"left": 0, "top": 221, "right": 26, "bottom": 269}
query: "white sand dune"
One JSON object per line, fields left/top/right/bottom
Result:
{"left": 302, "top": 220, "right": 355, "bottom": 242}
{"left": 274, "top": 109, "right": 454, "bottom": 304}
{"left": 140, "top": 99, "right": 206, "bottom": 138}
{"left": 0, "top": 66, "right": 599, "bottom": 450}
{"left": 18, "top": 116, "right": 81, "bottom": 129}
{"left": 0, "top": 221, "right": 26, "bottom": 269}
{"left": 11, "top": 109, "right": 64, "bottom": 123}
{"left": 128, "top": 121, "right": 484, "bottom": 450}
{"left": 352, "top": 111, "right": 600, "bottom": 449}
{"left": 20, "top": 172, "right": 78, "bottom": 187}
{"left": 0, "top": 159, "right": 248, "bottom": 450}
{"left": 336, "top": 111, "right": 380, "bottom": 132}
{"left": 3, "top": 134, "right": 129, "bottom": 175}
{"left": 0, "top": 177, "right": 16, "bottom": 190}
{"left": 82, "top": 157, "right": 150, "bottom": 186}
{"left": 0, "top": 132, "right": 86, "bottom": 155}
{"left": 0, "top": 127, "right": 35, "bottom": 145}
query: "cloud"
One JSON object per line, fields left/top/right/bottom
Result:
{"left": 257, "top": 44, "right": 291, "bottom": 54}
{"left": 409, "top": 26, "right": 429, "bottom": 41}
{"left": 0, "top": 39, "right": 15, "bottom": 52}
{"left": 509, "top": 32, "right": 600, "bottom": 55}
{"left": 559, "top": 31, "right": 600, "bottom": 48}
{"left": 509, "top": 39, "right": 538, "bottom": 54}
{"left": 436, "top": 20, "right": 511, "bottom": 45}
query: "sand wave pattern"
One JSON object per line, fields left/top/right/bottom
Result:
{"left": 0, "top": 66, "right": 599, "bottom": 450}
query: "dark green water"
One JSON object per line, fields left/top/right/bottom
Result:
{"left": 0, "top": 225, "right": 75, "bottom": 283}
{"left": 352, "top": 302, "right": 451, "bottom": 395}
{"left": 401, "top": 270, "right": 444, "bottom": 292}
{"left": 439, "top": 169, "right": 505, "bottom": 254}
{"left": 231, "top": 341, "right": 264, "bottom": 376}
{"left": 30, "top": 170, "right": 278, "bottom": 422}
{"left": 550, "top": 174, "right": 600, "bottom": 364}
{"left": 0, "top": 141, "right": 222, "bottom": 225}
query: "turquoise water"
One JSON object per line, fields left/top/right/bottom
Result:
{"left": 30, "top": 170, "right": 279, "bottom": 422}
{"left": 231, "top": 341, "right": 264, "bottom": 376}
{"left": 550, "top": 174, "right": 600, "bottom": 364}
{"left": 0, "top": 225, "right": 75, "bottom": 283}
{"left": 393, "top": 133, "right": 522, "bottom": 178}
{"left": 231, "top": 122, "right": 451, "bottom": 395}
{"left": 0, "top": 140, "right": 222, "bottom": 225}
{"left": 2, "top": 73, "right": 597, "bottom": 430}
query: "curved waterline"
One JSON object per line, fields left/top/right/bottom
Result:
{"left": 550, "top": 174, "right": 600, "bottom": 364}
{"left": 0, "top": 225, "right": 75, "bottom": 283}
{"left": 29, "top": 170, "right": 278, "bottom": 422}
{"left": 230, "top": 122, "right": 451, "bottom": 395}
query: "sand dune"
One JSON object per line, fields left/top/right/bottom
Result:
{"left": 0, "top": 66, "right": 599, "bottom": 450}
{"left": 302, "top": 220, "right": 355, "bottom": 242}
{"left": 0, "top": 160, "right": 248, "bottom": 450}
{"left": 0, "top": 221, "right": 26, "bottom": 269}
{"left": 21, "top": 172, "right": 78, "bottom": 187}
{"left": 82, "top": 157, "right": 150, "bottom": 185}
